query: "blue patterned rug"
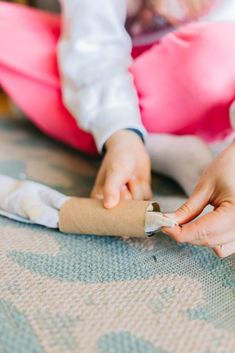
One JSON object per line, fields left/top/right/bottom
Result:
{"left": 0, "top": 118, "right": 234, "bottom": 353}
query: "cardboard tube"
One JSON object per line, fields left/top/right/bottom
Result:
{"left": 59, "top": 198, "right": 159, "bottom": 238}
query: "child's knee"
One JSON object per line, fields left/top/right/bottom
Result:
{"left": 132, "top": 22, "right": 235, "bottom": 110}
{"left": 168, "top": 22, "right": 235, "bottom": 99}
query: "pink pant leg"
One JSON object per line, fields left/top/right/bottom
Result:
{"left": 0, "top": 64, "right": 97, "bottom": 154}
{"left": 131, "top": 22, "right": 235, "bottom": 142}
{"left": 1, "top": 3, "right": 235, "bottom": 153}
{"left": 0, "top": 2, "right": 97, "bottom": 155}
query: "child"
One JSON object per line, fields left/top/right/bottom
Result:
{"left": 0, "top": 0, "right": 235, "bottom": 257}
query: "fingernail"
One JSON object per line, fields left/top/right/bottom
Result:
{"left": 95, "top": 193, "right": 103, "bottom": 200}
{"left": 124, "top": 193, "right": 132, "bottom": 200}
{"left": 104, "top": 195, "right": 116, "bottom": 208}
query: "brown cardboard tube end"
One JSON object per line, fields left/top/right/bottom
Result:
{"left": 59, "top": 198, "right": 154, "bottom": 238}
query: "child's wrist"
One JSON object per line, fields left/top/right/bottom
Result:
{"left": 105, "top": 129, "right": 144, "bottom": 151}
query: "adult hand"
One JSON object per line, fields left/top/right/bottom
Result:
{"left": 163, "top": 142, "right": 235, "bottom": 258}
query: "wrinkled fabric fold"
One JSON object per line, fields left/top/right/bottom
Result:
{"left": 0, "top": 175, "right": 69, "bottom": 228}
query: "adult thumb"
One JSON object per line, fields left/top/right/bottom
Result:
{"left": 165, "top": 183, "right": 211, "bottom": 225}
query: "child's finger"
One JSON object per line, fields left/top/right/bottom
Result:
{"left": 128, "top": 176, "right": 144, "bottom": 200}
{"left": 214, "top": 240, "right": 235, "bottom": 258}
{"left": 91, "top": 188, "right": 104, "bottom": 200}
{"left": 164, "top": 182, "right": 212, "bottom": 224}
{"left": 120, "top": 184, "right": 132, "bottom": 200}
{"left": 142, "top": 182, "right": 152, "bottom": 201}
{"left": 91, "top": 167, "right": 105, "bottom": 200}
{"left": 103, "top": 170, "right": 127, "bottom": 209}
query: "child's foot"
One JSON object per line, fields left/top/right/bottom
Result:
{"left": 208, "top": 132, "right": 235, "bottom": 157}
{"left": 146, "top": 133, "right": 213, "bottom": 196}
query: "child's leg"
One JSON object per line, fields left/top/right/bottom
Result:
{"left": 131, "top": 22, "right": 235, "bottom": 194}
{"left": 146, "top": 134, "right": 213, "bottom": 195}
{"left": 0, "top": 2, "right": 97, "bottom": 155}
{"left": 1, "top": 4, "right": 235, "bottom": 194}
{"left": 132, "top": 22, "right": 235, "bottom": 140}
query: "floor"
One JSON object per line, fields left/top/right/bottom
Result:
{"left": 0, "top": 91, "right": 11, "bottom": 116}
{"left": 0, "top": 117, "right": 234, "bottom": 353}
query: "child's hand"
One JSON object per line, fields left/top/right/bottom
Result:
{"left": 91, "top": 130, "right": 152, "bottom": 208}
{"left": 163, "top": 142, "right": 235, "bottom": 258}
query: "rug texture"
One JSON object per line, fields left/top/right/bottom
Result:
{"left": 0, "top": 118, "right": 234, "bottom": 353}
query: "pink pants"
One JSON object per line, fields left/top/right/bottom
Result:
{"left": 0, "top": 2, "right": 235, "bottom": 155}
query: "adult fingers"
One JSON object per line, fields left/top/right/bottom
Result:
{"left": 191, "top": 227, "right": 235, "bottom": 248}
{"left": 164, "top": 181, "right": 212, "bottom": 225}
{"left": 163, "top": 207, "right": 233, "bottom": 246}
{"left": 214, "top": 240, "right": 235, "bottom": 258}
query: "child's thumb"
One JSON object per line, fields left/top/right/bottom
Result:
{"left": 164, "top": 183, "right": 211, "bottom": 225}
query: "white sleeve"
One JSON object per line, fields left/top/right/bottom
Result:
{"left": 58, "top": 0, "right": 146, "bottom": 152}
{"left": 204, "top": 0, "right": 235, "bottom": 21}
